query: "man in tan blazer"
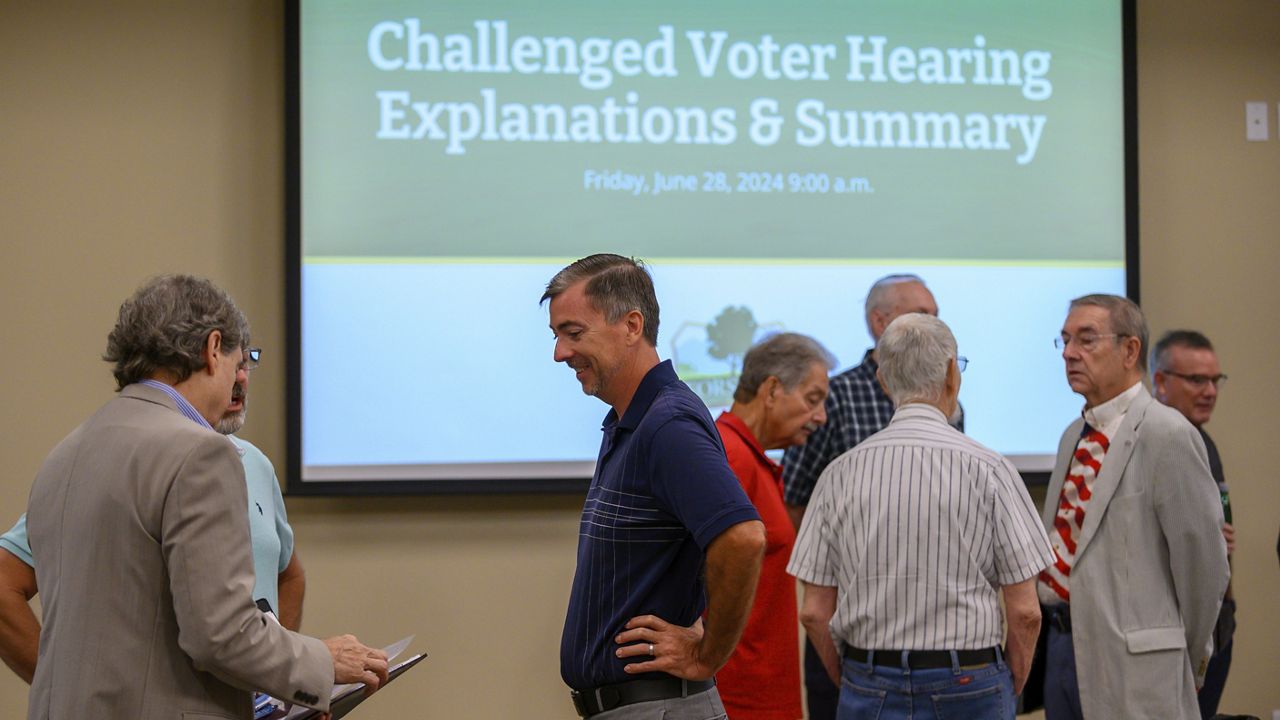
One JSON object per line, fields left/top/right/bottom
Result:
{"left": 25, "top": 275, "right": 388, "bottom": 719}
{"left": 1037, "top": 294, "right": 1228, "bottom": 720}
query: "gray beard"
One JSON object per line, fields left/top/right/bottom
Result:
{"left": 215, "top": 409, "right": 246, "bottom": 436}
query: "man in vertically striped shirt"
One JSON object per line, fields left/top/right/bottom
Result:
{"left": 788, "top": 313, "right": 1053, "bottom": 720}
{"left": 781, "top": 274, "right": 959, "bottom": 720}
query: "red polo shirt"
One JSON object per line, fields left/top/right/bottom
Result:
{"left": 714, "top": 412, "right": 802, "bottom": 720}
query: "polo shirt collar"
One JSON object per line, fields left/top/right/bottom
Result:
{"left": 716, "top": 410, "right": 778, "bottom": 472}
{"left": 608, "top": 360, "right": 678, "bottom": 431}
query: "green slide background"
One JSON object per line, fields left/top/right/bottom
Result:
{"left": 302, "top": 0, "right": 1124, "bottom": 261}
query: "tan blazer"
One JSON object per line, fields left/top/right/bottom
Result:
{"left": 26, "top": 384, "right": 333, "bottom": 719}
{"left": 1040, "top": 389, "right": 1228, "bottom": 720}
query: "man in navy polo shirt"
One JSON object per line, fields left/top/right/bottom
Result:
{"left": 542, "top": 254, "right": 766, "bottom": 720}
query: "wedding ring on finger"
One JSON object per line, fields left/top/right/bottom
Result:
{"left": 648, "top": 643, "right": 655, "bottom": 656}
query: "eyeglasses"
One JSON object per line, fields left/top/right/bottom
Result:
{"left": 956, "top": 356, "right": 968, "bottom": 373}
{"left": 1162, "top": 371, "right": 1227, "bottom": 389}
{"left": 1054, "top": 333, "right": 1127, "bottom": 351}
{"left": 239, "top": 347, "right": 262, "bottom": 371}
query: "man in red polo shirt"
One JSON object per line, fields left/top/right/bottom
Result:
{"left": 714, "top": 333, "right": 835, "bottom": 720}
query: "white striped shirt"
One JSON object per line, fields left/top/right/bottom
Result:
{"left": 788, "top": 403, "right": 1054, "bottom": 651}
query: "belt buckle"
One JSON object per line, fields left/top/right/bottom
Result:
{"left": 597, "top": 686, "right": 621, "bottom": 712}
{"left": 570, "top": 690, "right": 589, "bottom": 717}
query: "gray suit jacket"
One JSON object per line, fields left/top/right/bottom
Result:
{"left": 1040, "top": 389, "right": 1228, "bottom": 720}
{"left": 26, "top": 384, "right": 333, "bottom": 719}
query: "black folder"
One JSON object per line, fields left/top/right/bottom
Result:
{"left": 291, "top": 652, "right": 428, "bottom": 720}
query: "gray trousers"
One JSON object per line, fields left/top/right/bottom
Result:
{"left": 592, "top": 687, "right": 728, "bottom": 720}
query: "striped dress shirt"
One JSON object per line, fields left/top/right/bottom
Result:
{"left": 783, "top": 350, "right": 964, "bottom": 508}
{"left": 138, "top": 380, "right": 214, "bottom": 428}
{"left": 788, "top": 403, "right": 1054, "bottom": 651}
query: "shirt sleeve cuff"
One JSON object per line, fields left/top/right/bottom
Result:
{"left": 0, "top": 538, "right": 33, "bottom": 567}
{"left": 786, "top": 560, "right": 837, "bottom": 587}
{"left": 996, "top": 552, "right": 1055, "bottom": 586}
{"left": 691, "top": 505, "right": 762, "bottom": 550}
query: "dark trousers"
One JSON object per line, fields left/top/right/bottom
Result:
{"left": 1198, "top": 639, "right": 1233, "bottom": 719}
{"left": 1042, "top": 624, "right": 1084, "bottom": 720}
{"left": 804, "top": 637, "right": 839, "bottom": 720}
{"left": 1044, "top": 605, "right": 1235, "bottom": 720}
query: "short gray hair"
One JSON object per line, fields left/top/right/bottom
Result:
{"left": 1150, "top": 329, "right": 1213, "bottom": 376}
{"left": 864, "top": 273, "right": 926, "bottom": 335}
{"left": 540, "top": 254, "right": 660, "bottom": 346}
{"left": 1069, "top": 294, "right": 1149, "bottom": 371}
{"left": 103, "top": 275, "right": 249, "bottom": 391}
{"left": 877, "top": 313, "right": 957, "bottom": 407}
{"left": 733, "top": 333, "right": 836, "bottom": 403}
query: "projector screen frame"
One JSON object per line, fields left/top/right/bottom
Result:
{"left": 283, "top": 0, "right": 1140, "bottom": 496}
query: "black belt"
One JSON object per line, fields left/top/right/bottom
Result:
{"left": 571, "top": 677, "right": 715, "bottom": 718}
{"left": 1048, "top": 604, "right": 1072, "bottom": 633}
{"left": 843, "top": 646, "right": 999, "bottom": 669}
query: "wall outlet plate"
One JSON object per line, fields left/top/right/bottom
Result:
{"left": 1246, "top": 101, "right": 1269, "bottom": 141}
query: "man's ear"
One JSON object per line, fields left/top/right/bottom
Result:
{"left": 1152, "top": 370, "right": 1167, "bottom": 400}
{"left": 623, "top": 310, "right": 646, "bottom": 345}
{"left": 202, "top": 330, "right": 224, "bottom": 376}
{"left": 875, "top": 367, "right": 891, "bottom": 400}
{"left": 761, "top": 376, "right": 782, "bottom": 405}
{"left": 869, "top": 310, "right": 887, "bottom": 340}
{"left": 1121, "top": 335, "right": 1142, "bottom": 370}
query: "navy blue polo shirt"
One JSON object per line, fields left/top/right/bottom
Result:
{"left": 560, "top": 360, "right": 761, "bottom": 690}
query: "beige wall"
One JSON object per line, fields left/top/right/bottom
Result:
{"left": 0, "top": 2, "right": 1276, "bottom": 718}
{"left": 1138, "top": 2, "right": 1280, "bottom": 716}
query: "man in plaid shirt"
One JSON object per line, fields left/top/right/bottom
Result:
{"left": 782, "top": 273, "right": 963, "bottom": 720}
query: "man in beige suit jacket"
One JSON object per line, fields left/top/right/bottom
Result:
{"left": 25, "top": 275, "right": 388, "bottom": 719}
{"left": 1037, "top": 295, "right": 1228, "bottom": 720}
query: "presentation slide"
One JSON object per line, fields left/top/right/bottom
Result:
{"left": 294, "top": 0, "right": 1128, "bottom": 489}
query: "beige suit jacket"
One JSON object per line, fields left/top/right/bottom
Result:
{"left": 26, "top": 384, "right": 333, "bottom": 719}
{"left": 1040, "top": 389, "right": 1228, "bottom": 720}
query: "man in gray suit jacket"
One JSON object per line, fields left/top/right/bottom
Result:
{"left": 1037, "top": 294, "right": 1228, "bottom": 720}
{"left": 25, "top": 275, "right": 388, "bottom": 719}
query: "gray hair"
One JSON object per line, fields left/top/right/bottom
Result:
{"left": 877, "top": 313, "right": 957, "bottom": 407}
{"left": 864, "top": 273, "right": 927, "bottom": 335}
{"left": 1069, "top": 294, "right": 1149, "bottom": 371}
{"left": 733, "top": 333, "right": 837, "bottom": 403}
{"left": 103, "top": 275, "right": 249, "bottom": 391}
{"left": 540, "top": 254, "right": 660, "bottom": 346}
{"left": 1150, "top": 329, "right": 1213, "bottom": 375}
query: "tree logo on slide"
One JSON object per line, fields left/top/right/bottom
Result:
{"left": 673, "top": 306, "right": 781, "bottom": 409}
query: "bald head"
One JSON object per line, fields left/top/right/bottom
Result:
{"left": 865, "top": 275, "right": 938, "bottom": 342}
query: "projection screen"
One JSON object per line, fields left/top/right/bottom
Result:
{"left": 286, "top": 0, "right": 1137, "bottom": 494}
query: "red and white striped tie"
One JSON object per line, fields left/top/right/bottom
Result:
{"left": 1039, "top": 423, "right": 1110, "bottom": 602}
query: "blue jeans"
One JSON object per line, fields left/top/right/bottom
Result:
{"left": 837, "top": 650, "right": 1015, "bottom": 720}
